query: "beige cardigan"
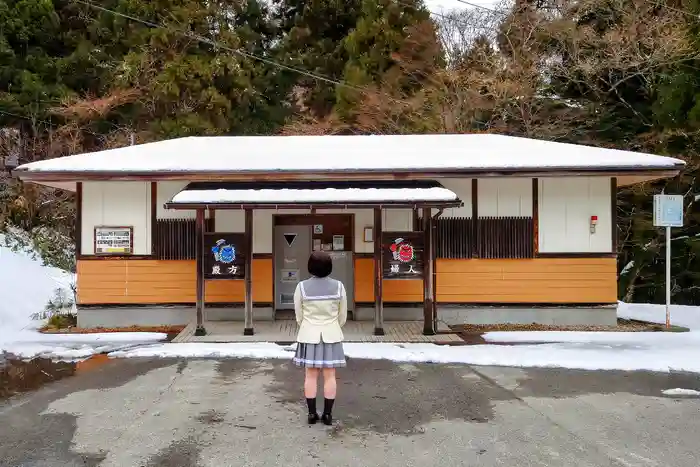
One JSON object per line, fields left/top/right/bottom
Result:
{"left": 294, "top": 279, "right": 347, "bottom": 344}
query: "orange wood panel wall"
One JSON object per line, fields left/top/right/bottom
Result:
{"left": 436, "top": 258, "right": 617, "bottom": 303}
{"left": 78, "top": 257, "right": 616, "bottom": 306}
{"left": 77, "top": 259, "right": 273, "bottom": 305}
{"left": 354, "top": 257, "right": 423, "bottom": 303}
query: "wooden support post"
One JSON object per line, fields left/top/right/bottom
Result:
{"left": 423, "top": 207, "right": 435, "bottom": 335}
{"left": 195, "top": 208, "right": 206, "bottom": 336}
{"left": 243, "top": 209, "right": 254, "bottom": 335}
{"left": 432, "top": 209, "right": 442, "bottom": 332}
{"left": 374, "top": 207, "right": 384, "bottom": 336}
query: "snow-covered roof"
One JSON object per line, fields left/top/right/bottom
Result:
{"left": 166, "top": 181, "right": 461, "bottom": 208}
{"left": 13, "top": 134, "right": 685, "bottom": 182}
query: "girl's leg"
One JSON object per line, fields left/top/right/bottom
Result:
{"left": 322, "top": 368, "right": 337, "bottom": 399}
{"left": 305, "top": 368, "right": 320, "bottom": 423}
{"left": 321, "top": 368, "right": 337, "bottom": 425}
{"left": 305, "top": 368, "right": 320, "bottom": 399}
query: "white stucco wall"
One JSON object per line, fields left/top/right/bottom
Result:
{"left": 81, "top": 181, "right": 152, "bottom": 255}
{"left": 538, "top": 177, "right": 612, "bottom": 253}
{"left": 157, "top": 181, "right": 195, "bottom": 219}
{"left": 437, "top": 178, "right": 473, "bottom": 217}
{"left": 215, "top": 210, "right": 245, "bottom": 233}
{"left": 478, "top": 178, "right": 532, "bottom": 217}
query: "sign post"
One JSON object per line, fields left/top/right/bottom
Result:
{"left": 653, "top": 194, "right": 684, "bottom": 328}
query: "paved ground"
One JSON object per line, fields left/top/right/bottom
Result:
{"left": 1, "top": 358, "right": 699, "bottom": 467}
{"left": 174, "top": 320, "right": 459, "bottom": 343}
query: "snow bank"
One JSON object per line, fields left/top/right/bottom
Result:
{"left": 662, "top": 388, "right": 700, "bottom": 397}
{"left": 108, "top": 339, "right": 700, "bottom": 373}
{"left": 617, "top": 302, "right": 700, "bottom": 331}
{"left": 0, "top": 234, "right": 74, "bottom": 333}
{"left": 110, "top": 342, "right": 293, "bottom": 359}
{"left": 0, "top": 234, "right": 166, "bottom": 360}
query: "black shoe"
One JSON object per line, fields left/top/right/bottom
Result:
{"left": 308, "top": 413, "right": 320, "bottom": 425}
{"left": 321, "top": 413, "right": 332, "bottom": 426}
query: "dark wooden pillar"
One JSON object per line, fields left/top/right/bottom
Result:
{"left": 422, "top": 207, "right": 435, "bottom": 335}
{"left": 195, "top": 208, "right": 206, "bottom": 336}
{"left": 374, "top": 207, "right": 384, "bottom": 335}
{"left": 243, "top": 209, "right": 254, "bottom": 335}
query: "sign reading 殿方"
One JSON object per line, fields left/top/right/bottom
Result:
{"left": 204, "top": 233, "right": 246, "bottom": 279}
{"left": 381, "top": 232, "right": 424, "bottom": 279}
{"left": 94, "top": 226, "right": 133, "bottom": 254}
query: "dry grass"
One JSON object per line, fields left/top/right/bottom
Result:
{"left": 452, "top": 319, "right": 669, "bottom": 334}
{"left": 40, "top": 325, "right": 185, "bottom": 335}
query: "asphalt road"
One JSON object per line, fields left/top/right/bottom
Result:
{"left": 1, "top": 357, "right": 699, "bottom": 467}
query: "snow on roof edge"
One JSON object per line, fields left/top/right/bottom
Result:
{"left": 169, "top": 186, "right": 460, "bottom": 205}
{"left": 13, "top": 134, "right": 686, "bottom": 176}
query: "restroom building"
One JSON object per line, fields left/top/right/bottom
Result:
{"left": 13, "top": 133, "right": 684, "bottom": 335}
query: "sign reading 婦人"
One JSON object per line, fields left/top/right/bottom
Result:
{"left": 94, "top": 226, "right": 133, "bottom": 254}
{"left": 204, "top": 233, "right": 246, "bottom": 279}
{"left": 382, "top": 232, "right": 424, "bottom": 279}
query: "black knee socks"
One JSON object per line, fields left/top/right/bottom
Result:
{"left": 323, "top": 398, "right": 335, "bottom": 416}
{"left": 306, "top": 398, "right": 317, "bottom": 415}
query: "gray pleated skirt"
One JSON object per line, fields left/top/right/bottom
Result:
{"left": 293, "top": 340, "right": 346, "bottom": 368}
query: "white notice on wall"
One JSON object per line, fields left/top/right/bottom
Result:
{"left": 95, "top": 226, "right": 133, "bottom": 254}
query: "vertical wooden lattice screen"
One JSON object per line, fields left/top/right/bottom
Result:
{"left": 154, "top": 218, "right": 215, "bottom": 260}
{"left": 435, "top": 217, "right": 534, "bottom": 259}
{"left": 436, "top": 217, "right": 474, "bottom": 259}
{"left": 476, "top": 217, "right": 533, "bottom": 259}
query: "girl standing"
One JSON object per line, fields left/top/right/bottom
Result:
{"left": 292, "top": 251, "right": 348, "bottom": 425}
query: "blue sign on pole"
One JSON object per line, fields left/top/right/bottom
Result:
{"left": 653, "top": 195, "right": 684, "bottom": 227}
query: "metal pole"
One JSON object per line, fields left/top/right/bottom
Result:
{"left": 666, "top": 225, "right": 671, "bottom": 329}
{"left": 244, "top": 209, "right": 254, "bottom": 335}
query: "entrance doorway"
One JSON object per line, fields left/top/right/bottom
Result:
{"left": 273, "top": 214, "right": 355, "bottom": 315}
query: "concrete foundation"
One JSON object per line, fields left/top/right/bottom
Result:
{"left": 437, "top": 305, "right": 618, "bottom": 326}
{"left": 355, "top": 305, "right": 617, "bottom": 326}
{"left": 77, "top": 306, "right": 274, "bottom": 329}
{"left": 78, "top": 304, "right": 617, "bottom": 328}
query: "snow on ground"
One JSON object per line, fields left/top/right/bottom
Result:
{"left": 0, "top": 235, "right": 166, "bottom": 360}
{"left": 662, "top": 388, "right": 700, "bottom": 397}
{"left": 110, "top": 337, "right": 700, "bottom": 374}
{"left": 617, "top": 302, "right": 700, "bottom": 331}
{"left": 0, "top": 234, "right": 74, "bottom": 333}
{"left": 110, "top": 303, "right": 700, "bottom": 375}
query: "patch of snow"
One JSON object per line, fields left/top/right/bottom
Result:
{"left": 4, "top": 334, "right": 167, "bottom": 361}
{"left": 662, "top": 388, "right": 700, "bottom": 397}
{"left": 171, "top": 187, "right": 458, "bottom": 205}
{"left": 109, "top": 342, "right": 293, "bottom": 360}
{"left": 481, "top": 331, "right": 699, "bottom": 344}
{"left": 617, "top": 302, "right": 700, "bottom": 331}
{"left": 0, "top": 234, "right": 74, "bottom": 333}
{"left": 619, "top": 260, "right": 634, "bottom": 276}
{"left": 109, "top": 338, "right": 700, "bottom": 374}
{"left": 15, "top": 134, "right": 684, "bottom": 176}
{"left": 0, "top": 234, "right": 166, "bottom": 360}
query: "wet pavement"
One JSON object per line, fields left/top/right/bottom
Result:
{"left": 0, "top": 357, "right": 699, "bottom": 466}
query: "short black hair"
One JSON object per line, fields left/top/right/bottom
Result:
{"left": 308, "top": 251, "right": 333, "bottom": 278}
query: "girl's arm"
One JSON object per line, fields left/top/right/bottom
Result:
{"left": 338, "top": 282, "right": 348, "bottom": 327}
{"left": 294, "top": 283, "right": 303, "bottom": 324}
